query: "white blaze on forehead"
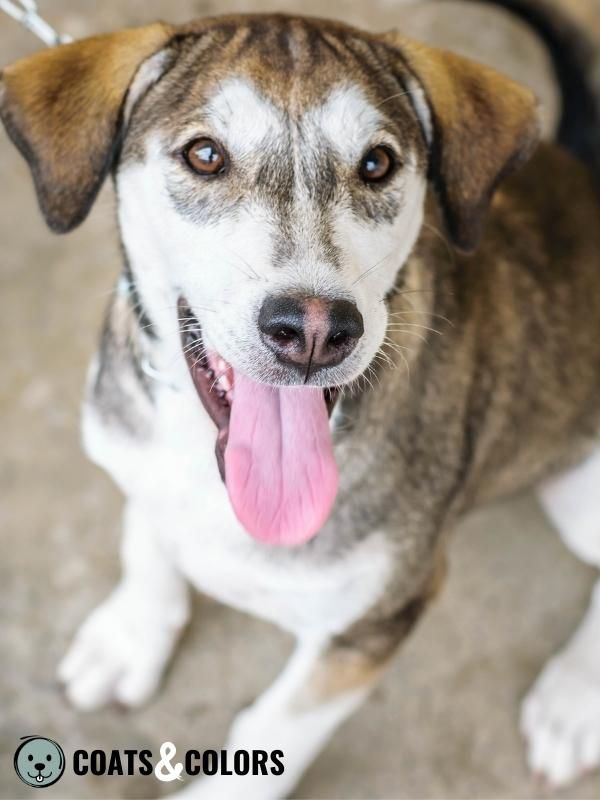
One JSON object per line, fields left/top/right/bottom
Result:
{"left": 305, "top": 85, "right": 384, "bottom": 162}
{"left": 205, "top": 78, "right": 286, "bottom": 156}
{"left": 205, "top": 80, "right": 390, "bottom": 166}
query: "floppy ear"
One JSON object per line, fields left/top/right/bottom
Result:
{"left": 0, "top": 23, "right": 174, "bottom": 233}
{"left": 381, "top": 34, "right": 540, "bottom": 252}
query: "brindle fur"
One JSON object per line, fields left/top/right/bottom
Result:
{"left": 2, "top": 11, "right": 600, "bottom": 713}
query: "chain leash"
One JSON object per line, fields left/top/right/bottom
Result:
{"left": 0, "top": 0, "right": 72, "bottom": 46}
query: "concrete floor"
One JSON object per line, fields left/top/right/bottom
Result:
{"left": 1, "top": 1, "right": 600, "bottom": 798}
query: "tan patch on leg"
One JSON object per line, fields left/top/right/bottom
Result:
{"left": 292, "top": 552, "right": 447, "bottom": 711}
{"left": 292, "top": 649, "right": 386, "bottom": 711}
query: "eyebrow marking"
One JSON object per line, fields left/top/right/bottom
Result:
{"left": 206, "top": 78, "right": 286, "bottom": 156}
{"left": 303, "top": 85, "right": 385, "bottom": 163}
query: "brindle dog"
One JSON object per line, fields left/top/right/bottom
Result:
{"left": 2, "top": 2, "right": 600, "bottom": 795}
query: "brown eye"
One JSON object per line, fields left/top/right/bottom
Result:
{"left": 184, "top": 138, "right": 227, "bottom": 176}
{"left": 359, "top": 145, "right": 395, "bottom": 183}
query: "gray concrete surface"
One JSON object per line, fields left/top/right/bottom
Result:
{"left": 1, "top": 1, "right": 600, "bottom": 798}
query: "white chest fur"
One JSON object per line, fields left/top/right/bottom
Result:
{"left": 82, "top": 373, "right": 392, "bottom": 639}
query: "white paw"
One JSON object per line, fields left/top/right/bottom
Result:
{"left": 521, "top": 653, "right": 600, "bottom": 787}
{"left": 58, "top": 586, "right": 185, "bottom": 710}
{"left": 173, "top": 774, "right": 284, "bottom": 800}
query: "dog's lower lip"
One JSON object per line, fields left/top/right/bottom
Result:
{"left": 177, "top": 298, "right": 340, "bottom": 476}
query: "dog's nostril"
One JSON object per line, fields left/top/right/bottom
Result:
{"left": 258, "top": 296, "right": 305, "bottom": 346}
{"left": 328, "top": 299, "right": 364, "bottom": 344}
{"left": 273, "top": 326, "right": 300, "bottom": 343}
{"left": 327, "top": 331, "right": 350, "bottom": 348}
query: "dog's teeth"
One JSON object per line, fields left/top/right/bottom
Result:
{"left": 219, "top": 374, "right": 232, "bottom": 392}
{"left": 206, "top": 369, "right": 215, "bottom": 380}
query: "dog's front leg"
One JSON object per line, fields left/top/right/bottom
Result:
{"left": 58, "top": 500, "right": 190, "bottom": 710}
{"left": 176, "top": 587, "right": 438, "bottom": 800}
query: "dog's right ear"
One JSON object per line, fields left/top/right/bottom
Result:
{"left": 0, "top": 23, "right": 175, "bottom": 232}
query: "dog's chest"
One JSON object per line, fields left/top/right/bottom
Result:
{"left": 177, "top": 529, "right": 393, "bottom": 637}
{"left": 83, "top": 379, "right": 393, "bottom": 637}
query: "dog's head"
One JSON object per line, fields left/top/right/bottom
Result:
{"left": 0, "top": 15, "right": 538, "bottom": 545}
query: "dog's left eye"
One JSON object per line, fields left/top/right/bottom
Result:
{"left": 183, "top": 138, "right": 228, "bottom": 176}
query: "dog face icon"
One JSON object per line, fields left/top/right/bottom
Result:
{"left": 14, "top": 736, "right": 65, "bottom": 788}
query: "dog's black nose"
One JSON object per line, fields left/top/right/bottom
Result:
{"left": 34, "top": 763, "right": 45, "bottom": 771}
{"left": 258, "top": 294, "right": 364, "bottom": 374}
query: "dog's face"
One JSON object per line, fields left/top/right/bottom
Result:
{"left": 0, "top": 15, "right": 538, "bottom": 545}
{"left": 117, "top": 25, "right": 430, "bottom": 392}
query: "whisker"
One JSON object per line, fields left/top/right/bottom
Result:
{"left": 383, "top": 287, "right": 455, "bottom": 302}
{"left": 223, "top": 247, "right": 262, "bottom": 281}
{"left": 382, "top": 338, "right": 411, "bottom": 383}
{"left": 374, "top": 89, "right": 412, "bottom": 109}
{"left": 352, "top": 251, "right": 397, "bottom": 287}
{"left": 382, "top": 336, "right": 411, "bottom": 352}
{"left": 388, "top": 309, "right": 454, "bottom": 326}
{"left": 374, "top": 349, "right": 395, "bottom": 369}
{"left": 181, "top": 339, "right": 207, "bottom": 357}
{"left": 387, "top": 328, "right": 427, "bottom": 344}
{"left": 181, "top": 345, "right": 206, "bottom": 361}
{"left": 210, "top": 368, "right": 231, "bottom": 393}
{"left": 365, "top": 364, "right": 382, "bottom": 387}
{"left": 190, "top": 350, "right": 208, "bottom": 371}
{"left": 387, "top": 321, "right": 443, "bottom": 335}
{"left": 422, "top": 221, "right": 456, "bottom": 267}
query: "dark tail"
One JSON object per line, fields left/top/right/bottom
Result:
{"left": 457, "top": 0, "right": 600, "bottom": 179}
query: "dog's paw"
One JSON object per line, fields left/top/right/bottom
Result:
{"left": 521, "top": 653, "right": 600, "bottom": 787}
{"left": 58, "top": 586, "right": 184, "bottom": 710}
{"left": 173, "top": 775, "right": 284, "bottom": 800}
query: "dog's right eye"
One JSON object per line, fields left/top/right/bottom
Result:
{"left": 359, "top": 145, "right": 396, "bottom": 183}
{"left": 183, "top": 138, "right": 228, "bottom": 177}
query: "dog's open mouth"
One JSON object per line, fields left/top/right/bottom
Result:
{"left": 178, "top": 298, "right": 339, "bottom": 546}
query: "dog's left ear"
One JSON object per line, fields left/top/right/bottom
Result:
{"left": 0, "top": 23, "right": 174, "bottom": 233}
{"left": 380, "top": 33, "right": 540, "bottom": 252}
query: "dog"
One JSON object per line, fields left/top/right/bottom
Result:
{"left": 2, "top": 1, "right": 600, "bottom": 796}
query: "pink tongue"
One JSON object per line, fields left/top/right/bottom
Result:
{"left": 224, "top": 371, "right": 339, "bottom": 546}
